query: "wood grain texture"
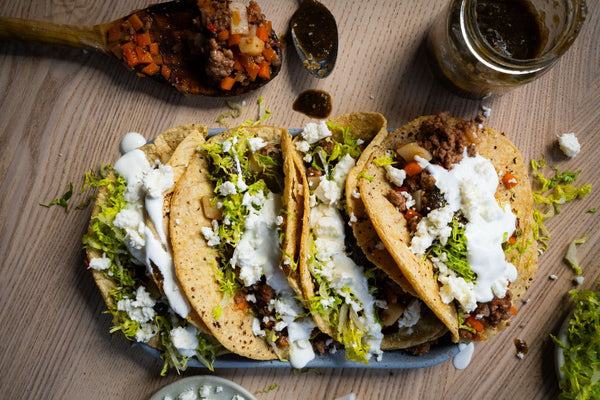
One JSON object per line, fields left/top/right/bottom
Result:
{"left": 0, "top": 1, "right": 598, "bottom": 399}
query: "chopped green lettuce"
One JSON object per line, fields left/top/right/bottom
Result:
{"left": 530, "top": 157, "right": 592, "bottom": 251}
{"left": 306, "top": 238, "right": 373, "bottom": 364}
{"left": 428, "top": 216, "right": 477, "bottom": 283}
{"left": 564, "top": 235, "right": 587, "bottom": 275}
{"left": 373, "top": 154, "right": 395, "bottom": 166}
{"left": 40, "top": 182, "right": 73, "bottom": 209}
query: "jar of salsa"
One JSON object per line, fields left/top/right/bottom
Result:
{"left": 426, "top": 0, "right": 587, "bottom": 99}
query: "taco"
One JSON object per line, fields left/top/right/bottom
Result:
{"left": 358, "top": 112, "right": 538, "bottom": 342}
{"left": 170, "top": 125, "right": 318, "bottom": 368}
{"left": 83, "top": 125, "right": 223, "bottom": 373}
{"left": 292, "top": 113, "right": 448, "bottom": 363}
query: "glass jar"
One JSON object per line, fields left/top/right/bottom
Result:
{"left": 426, "top": 0, "right": 587, "bottom": 99}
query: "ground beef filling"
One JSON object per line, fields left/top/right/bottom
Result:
{"left": 387, "top": 112, "right": 477, "bottom": 232}
{"left": 197, "top": 0, "right": 280, "bottom": 86}
{"left": 459, "top": 290, "right": 514, "bottom": 340}
{"left": 245, "top": 279, "right": 290, "bottom": 347}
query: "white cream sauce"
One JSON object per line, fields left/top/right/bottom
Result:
{"left": 119, "top": 132, "right": 147, "bottom": 155}
{"left": 114, "top": 141, "right": 191, "bottom": 320}
{"left": 231, "top": 191, "right": 316, "bottom": 369}
{"left": 310, "top": 204, "right": 384, "bottom": 361}
{"left": 453, "top": 342, "right": 475, "bottom": 370}
{"left": 412, "top": 154, "right": 517, "bottom": 311}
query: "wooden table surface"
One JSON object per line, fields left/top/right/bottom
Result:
{"left": 1, "top": 1, "right": 599, "bottom": 399}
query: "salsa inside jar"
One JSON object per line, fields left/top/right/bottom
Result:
{"left": 476, "top": 0, "right": 545, "bottom": 59}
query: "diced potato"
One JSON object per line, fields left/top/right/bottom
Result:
{"left": 201, "top": 196, "right": 221, "bottom": 219}
{"left": 229, "top": 2, "right": 249, "bottom": 35}
{"left": 396, "top": 142, "right": 432, "bottom": 162}
{"left": 238, "top": 35, "right": 265, "bottom": 56}
{"left": 380, "top": 303, "right": 406, "bottom": 327}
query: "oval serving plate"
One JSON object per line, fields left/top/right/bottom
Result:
{"left": 140, "top": 340, "right": 460, "bottom": 370}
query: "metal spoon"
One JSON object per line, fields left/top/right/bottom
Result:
{"left": 289, "top": 0, "right": 338, "bottom": 78}
{"left": 0, "top": 0, "right": 282, "bottom": 96}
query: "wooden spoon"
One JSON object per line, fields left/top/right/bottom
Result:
{"left": 0, "top": 0, "right": 282, "bottom": 96}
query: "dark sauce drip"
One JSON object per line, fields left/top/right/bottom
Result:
{"left": 476, "top": 0, "right": 544, "bottom": 59}
{"left": 514, "top": 338, "right": 529, "bottom": 355}
{"left": 290, "top": 0, "right": 336, "bottom": 60}
{"left": 292, "top": 90, "right": 332, "bottom": 119}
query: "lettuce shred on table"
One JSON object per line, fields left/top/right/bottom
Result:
{"left": 552, "top": 283, "right": 600, "bottom": 400}
{"left": 530, "top": 157, "right": 592, "bottom": 252}
{"left": 564, "top": 235, "right": 587, "bottom": 275}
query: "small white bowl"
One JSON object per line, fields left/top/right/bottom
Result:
{"left": 554, "top": 310, "right": 574, "bottom": 381}
{"left": 149, "top": 375, "right": 257, "bottom": 400}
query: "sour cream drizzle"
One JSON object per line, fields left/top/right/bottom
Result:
{"left": 298, "top": 122, "right": 384, "bottom": 361}
{"left": 411, "top": 154, "right": 517, "bottom": 312}
{"left": 114, "top": 136, "right": 191, "bottom": 319}
{"left": 220, "top": 137, "right": 316, "bottom": 369}
{"left": 453, "top": 342, "right": 475, "bottom": 370}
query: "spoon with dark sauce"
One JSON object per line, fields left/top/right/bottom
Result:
{"left": 0, "top": 0, "right": 282, "bottom": 96}
{"left": 289, "top": 0, "right": 338, "bottom": 78}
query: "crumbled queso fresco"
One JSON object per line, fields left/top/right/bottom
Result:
{"left": 558, "top": 132, "right": 580, "bottom": 158}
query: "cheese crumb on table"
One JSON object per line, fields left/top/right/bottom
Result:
{"left": 558, "top": 132, "right": 580, "bottom": 158}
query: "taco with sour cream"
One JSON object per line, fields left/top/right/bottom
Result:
{"left": 170, "top": 125, "right": 319, "bottom": 368}
{"left": 83, "top": 125, "right": 223, "bottom": 373}
{"left": 358, "top": 112, "right": 538, "bottom": 342}
{"left": 292, "top": 113, "right": 448, "bottom": 363}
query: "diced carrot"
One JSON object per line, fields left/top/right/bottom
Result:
{"left": 220, "top": 76, "right": 236, "bottom": 91}
{"left": 161, "top": 65, "right": 171, "bottom": 80}
{"left": 135, "top": 46, "right": 153, "bottom": 64}
{"left": 262, "top": 46, "right": 277, "bottom": 63}
{"left": 245, "top": 62, "right": 260, "bottom": 80}
{"left": 217, "top": 29, "right": 230, "bottom": 42}
{"left": 149, "top": 42, "right": 160, "bottom": 56}
{"left": 127, "top": 14, "right": 144, "bottom": 31}
{"left": 141, "top": 62, "right": 160, "bottom": 76}
{"left": 228, "top": 33, "right": 242, "bottom": 47}
{"left": 466, "top": 316, "right": 484, "bottom": 333}
{"left": 233, "top": 291, "right": 248, "bottom": 312}
{"left": 263, "top": 20, "right": 272, "bottom": 37}
{"left": 502, "top": 172, "right": 519, "bottom": 188}
{"left": 404, "top": 161, "right": 423, "bottom": 177}
{"left": 206, "top": 22, "right": 218, "bottom": 33}
{"left": 233, "top": 58, "right": 244, "bottom": 71}
{"left": 107, "top": 24, "right": 121, "bottom": 43}
{"left": 510, "top": 306, "right": 518, "bottom": 315}
{"left": 134, "top": 32, "right": 151, "bottom": 47}
{"left": 404, "top": 208, "right": 421, "bottom": 220}
{"left": 151, "top": 53, "right": 163, "bottom": 65}
{"left": 508, "top": 235, "right": 517, "bottom": 245}
{"left": 256, "top": 25, "right": 269, "bottom": 42}
{"left": 240, "top": 56, "right": 259, "bottom": 80}
{"left": 121, "top": 42, "right": 140, "bottom": 68}
{"left": 257, "top": 60, "right": 270, "bottom": 79}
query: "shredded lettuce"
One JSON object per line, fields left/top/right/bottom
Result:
{"left": 40, "top": 182, "right": 73, "bottom": 210}
{"left": 564, "top": 235, "right": 587, "bottom": 275}
{"left": 306, "top": 237, "right": 373, "bottom": 364}
{"left": 552, "top": 283, "right": 600, "bottom": 400}
{"left": 373, "top": 154, "right": 395, "bottom": 167}
{"left": 530, "top": 157, "right": 592, "bottom": 251}
{"left": 428, "top": 216, "right": 477, "bottom": 283}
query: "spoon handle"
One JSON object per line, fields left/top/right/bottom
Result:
{"left": 0, "top": 17, "right": 108, "bottom": 52}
